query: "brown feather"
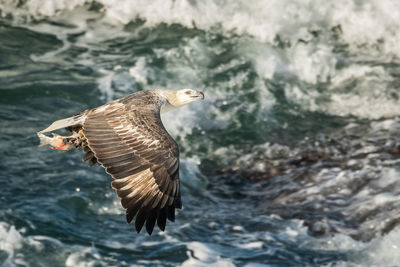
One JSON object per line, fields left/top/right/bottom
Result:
{"left": 81, "top": 90, "right": 181, "bottom": 235}
{"left": 83, "top": 151, "right": 94, "bottom": 162}
{"left": 157, "top": 207, "right": 168, "bottom": 231}
{"left": 145, "top": 209, "right": 158, "bottom": 235}
{"left": 135, "top": 208, "right": 148, "bottom": 233}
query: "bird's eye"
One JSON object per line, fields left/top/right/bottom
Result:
{"left": 185, "top": 90, "right": 191, "bottom": 95}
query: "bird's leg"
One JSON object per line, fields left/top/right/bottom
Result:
{"left": 64, "top": 129, "right": 87, "bottom": 149}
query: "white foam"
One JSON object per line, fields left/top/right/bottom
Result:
{"left": 6, "top": 0, "right": 399, "bottom": 120}
{"left": 290, "top": 42, "right": 337, "bottom": 84}
{"left": 270, "top": 58, "right": 400, "bottom": 119}
{"left": 90, "top": 199, "right": 123, "bottom": 216}
{"left": 0, "top": 221, "right": 116, "bottom": 267}
{"left": 244, "top": 264, "right": 271, "bottom": 267}
{"left": 97, "top": 69, "right": 116, "bottom": 101}
{"left": 360, "top": 227, "right": 400, "bottom": 265}
{"left": 92, "top": 0, "right": 400, "bottom": 59}
{"left": 307, "top": 225, "right": 400, "bottom": 266}
{"left": 161, "top": 105, "right": 198, "bottom": 141}
{"left": 4, "top": 0, "right": 400, "bottom": 54}
{"left": 234, "top": 216, "right": 400, "bottom": 266}
{"left": 180, "top": 241, "right": 235, "bottom": 267}
{"left": 65, "top": 247, "right": 103, "bottom": 267}
{"left": 0, "top": 222, "right": 23, "bottom": 261}
{"left": 27, "top": 235, "right": 64, "bottom": 252}
{"left": 129, "top": 57, "right": 150, "bottom": 85}
{"left": 236, "top": 241, "right": 263, "bottom": 249}
{"left": 0, "top": 222, "right": 58, "bottom": 267}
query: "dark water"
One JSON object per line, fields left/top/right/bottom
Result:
{"left": 1, "top": 1, "right": 400, "bottom": 266}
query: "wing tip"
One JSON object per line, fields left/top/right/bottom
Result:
{"left": 146, "top": 227, "right": 153, "bottom": 235}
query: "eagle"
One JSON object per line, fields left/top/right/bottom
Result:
{"left": 37, "top": 89, "right": 205, "bottom": 235}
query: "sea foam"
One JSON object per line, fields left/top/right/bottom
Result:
{"left": 2, "top": 0, "right": 399, "bottom": 120}
{"left": 2, "top": 0, "right": 400, "bottom": 55}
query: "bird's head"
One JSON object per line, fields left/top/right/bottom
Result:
{"left": 174, "top": 89, "right": 205, "bottom": 106}
{"left": 158, "top": 88, "right": 204, "bottom": 108}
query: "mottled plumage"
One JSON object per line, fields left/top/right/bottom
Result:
{"left": 38, "top": 89, "right": 204, "bottom": 235}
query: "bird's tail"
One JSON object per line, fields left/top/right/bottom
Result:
{"left": 37, "top": 132, "right": 76, "bottom": 151}
{"left": 37, "top": 132, "right": 53, "bottom": 147}
{"left": 39, "top": 114, "right": 86, "bottom": 134}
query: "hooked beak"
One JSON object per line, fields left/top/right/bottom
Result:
{"left": 198, "top": 91, "right": 204, "bottom": 100}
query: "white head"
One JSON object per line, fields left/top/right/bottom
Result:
{"left": 156, "top": 88, "right": 204, "bottom": 112}
{"left": 173, "top": 88, "right": 205, "bottom": 107}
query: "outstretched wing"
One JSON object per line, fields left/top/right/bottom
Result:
{"left": 82, "top": 94, "right": 181, "bottom": 235}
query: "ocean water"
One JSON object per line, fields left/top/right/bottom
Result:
{"left": 1, "top": 0, "right": 400, "bottom": 266}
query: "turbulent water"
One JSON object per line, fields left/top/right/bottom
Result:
{"left": 1, "top": 0, "right": 400, "bottom": 266}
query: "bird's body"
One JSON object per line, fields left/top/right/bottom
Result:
{"left": 38, "top": 89, "right": 204, "bottom": 235}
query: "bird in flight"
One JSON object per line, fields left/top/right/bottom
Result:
{"left": 37, "top": 89, "right": 204, "bottom": 235}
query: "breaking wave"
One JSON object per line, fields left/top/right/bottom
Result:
{"left": 2, "top": 0, "right": 400, "bottom": 51}
{"left": 2, "top": 0, "right": 399, "bottom": 120}
{"left": 1, "top": 0, "right": 400, "bottom": 266}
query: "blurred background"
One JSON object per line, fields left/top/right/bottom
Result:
{"left": 1, "top": 0, "right": 400, "bottom": 266}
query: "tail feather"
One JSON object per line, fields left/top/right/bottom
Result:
{"left": 40, "top": 114, "right": 86, "bottom": 133}
{"left": 37, "top": 132, "right": 52, "bottom": 146}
